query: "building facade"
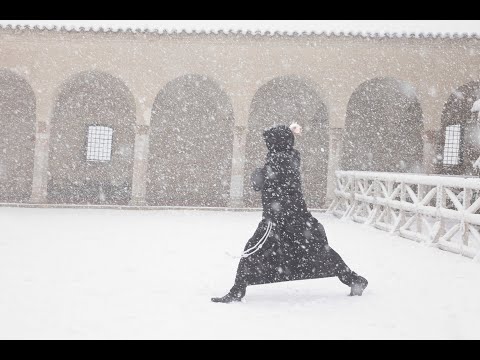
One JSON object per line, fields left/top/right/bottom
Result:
{"left": 0, "top": 26, "right": 479, "bottom": 208}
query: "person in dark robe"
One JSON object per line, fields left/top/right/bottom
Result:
{"left": 212, "top": 123, "right": 368, "bottom": 303}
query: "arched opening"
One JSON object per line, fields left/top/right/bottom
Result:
{"left": 48, "top": 71, "right": 136, "bottom": 205}
{"left": 342, "top": 77, "right": 424, "bottom": 173}
{"left": 245, "top": 76, "right": 329, "bottom": 208}
{"left": 0, "top": 69, "right": 36, "bottom": 202}
{"left": 147, "top": 74, "right": 235, "bottom": 207}
{"left": 437, "top": 81, "right": 480, "bottom": 176}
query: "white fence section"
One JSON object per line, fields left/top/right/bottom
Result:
{"left": 328, "top": 171, "right": 480, "bottom": 261}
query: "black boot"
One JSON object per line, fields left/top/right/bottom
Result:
{"left": 211, "top": 293, "right": 243, "bottom": 303}
{"left": 349, "top": 276, "right": 368, "bottom": 296}
{"left": 211, "top": 286, "right": 245, "bottom": 303}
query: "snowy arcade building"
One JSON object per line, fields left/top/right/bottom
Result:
{"left": 0, "top": 25, "right": 480, "bottom": 209}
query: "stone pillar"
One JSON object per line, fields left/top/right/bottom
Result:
{"left": 326, "top": 127, "right": 344, "bottom": 205}
{"left": 30, "top": 91, "right": 54, "bottom": 204}
{"left": 422, "top": 129, "right": 440, "bottom": 174}
{"left": 320, "top": 84, "right": 351, "bottom": 208}
{"left": 228, "top": 90, "right": 252, "bottom": 209}
{"left": 229, "top": 124, "right": 248, "bottom": 208}
{"left": 130, "top": 104, "right": 152, "bottom": 206}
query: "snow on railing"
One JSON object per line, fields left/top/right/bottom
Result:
{"left": 328, "top": 171, "right": 480, "bottom": 261}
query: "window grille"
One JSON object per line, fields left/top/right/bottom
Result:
{"left": 443, "top": 124, "right": 462, "bottom": 165}
{"left": 87, "top": 126, "right": 113, "bottom": 162}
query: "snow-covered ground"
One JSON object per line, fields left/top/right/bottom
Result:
{"left": 0, "top": 207, "right": 479, "bottom": 339}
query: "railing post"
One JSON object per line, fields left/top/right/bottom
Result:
{"left": 327, "top": 171, "right": 339, "bottom": 213}
{"left": 366, "top": 177, "right": 380, "bottom": 225}
{"left": 431, "top": 185, "right": 446, "bottom": 244}
{"left": 386, "top": 180, "right": 394, "bottom": 229}
{"left": 416, "top": 184, "right": 426, "bottom": 237}
{"left": 344, "top": 173, "right": 356, "bottom": 219}
{"left": 391, "top": 181, "right": 406, "bottom": 234}
{"left": 462, "top": 187, "right": 472, "bottom": 256}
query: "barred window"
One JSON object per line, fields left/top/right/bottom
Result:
{"left": 87, "top": 126, "right": 113, "bottom": 162}
{"left": 443, "top": 124, "right": 462, "bottom": 165}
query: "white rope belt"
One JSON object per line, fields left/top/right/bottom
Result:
{"left": 240, "top": 221, "right": 273, "bottom": 258}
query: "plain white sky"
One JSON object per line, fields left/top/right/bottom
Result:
{"left": 0, "top": 20, "right": 479, "bottom": 35}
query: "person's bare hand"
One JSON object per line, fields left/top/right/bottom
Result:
{"left": 290, "top": 122, "right": 302, "bottom": 136}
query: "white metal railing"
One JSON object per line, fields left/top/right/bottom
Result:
{"left": 328, "top": 171, "right": 480, "bottom": 261}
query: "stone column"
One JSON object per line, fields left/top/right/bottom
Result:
{"left": 422, "top": 129, "right": 440, "bottom": 174}
{"left": 326, "top": 127, "right": 344, "bottom": 205}
{"left": 320, "top": 85, "right": 351, "bottom": 208}
{"left": 30, "top": 90, "right": 54, "bottom": 204}
{"left": 130, "top": 104, "right": 152, "bottom": 206}
{"left": 228, "top": 89, "right": 252, "bottom": 209}
{"left": 229, "top": 124, "right": 248, "bottom": 208}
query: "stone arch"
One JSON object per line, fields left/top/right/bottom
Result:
{"left": 147, "top": 74, "right": 235, "bottom": 207}
{"left": 342, "top": 77, "right": 424, "bottom": 173}
{"left": 0, "top": 69, "right": 36, "bottom": 202}
{"left": 245, "top": 75, "right": 329, "bottom": 208}
{"left": 48, "top": 71, "right": 136, "bottom": 205}
{"left": 437, "top": 81, "right": 480, "bottom": 176}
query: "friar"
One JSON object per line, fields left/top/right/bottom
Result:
{"left": 212, "top": 123, "right": 368, "bottom": 303}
